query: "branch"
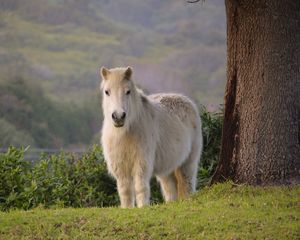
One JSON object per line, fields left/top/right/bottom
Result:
{"left": 187, "top": 0, "right": 201, "bottom": 3}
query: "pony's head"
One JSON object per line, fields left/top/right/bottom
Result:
{"left": 100, "top": 66, "right": 139, "bottom": 129}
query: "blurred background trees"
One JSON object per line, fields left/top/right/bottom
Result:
{"left": 0, "top": 0, "right": 225, "bottom": 148}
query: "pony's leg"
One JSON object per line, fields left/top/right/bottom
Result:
{"left": 156, "top": 173, "right": 178, "bottom": 202}
{"left": 180, "top": 145, "right": 202, "bottom": 193}
{"left": 134, "top": 175, "right": 150, "bottom": 207}
{"left": 117, "top": 178, "right": 134, "bottom": 208}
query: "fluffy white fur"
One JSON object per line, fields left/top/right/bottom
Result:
{"left": 100, "top": 67, "right": 203, "bottom": 208}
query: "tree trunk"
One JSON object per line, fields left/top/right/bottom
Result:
{"left": 212, "top": 0, "right": 300, "bottom": 185}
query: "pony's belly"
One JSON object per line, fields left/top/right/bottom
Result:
{"left": 153, "top": 135, "right": 192, "bottom": 176}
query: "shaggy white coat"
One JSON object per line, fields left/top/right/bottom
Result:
{"left": 100, "top": 67, "right": 203, "bottom": 208}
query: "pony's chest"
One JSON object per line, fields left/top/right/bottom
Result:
{"left": 102, "top": 133, "right": 142, "bottom": 175}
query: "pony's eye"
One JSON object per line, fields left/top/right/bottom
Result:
{"left": 126, "top": 90, "right": 131, "bottom": 95}
{"left": 105, "top": 90, "right": 110, "bottom": 96}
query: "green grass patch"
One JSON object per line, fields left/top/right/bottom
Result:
{"left": 0, "top": 182, "right": 299, "bottom": 239}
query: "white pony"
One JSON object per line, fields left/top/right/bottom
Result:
{"left": 100, "top": 67, "right": 203, "bottom": 208}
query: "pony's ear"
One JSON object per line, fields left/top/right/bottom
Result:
{"left": 100, "top": 67, "right": 110, "bottom": 80}
{"left": 124, "top": 66, "right": 133, "bottom": 80}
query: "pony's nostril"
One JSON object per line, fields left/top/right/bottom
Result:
{"left": 112, "top": 112, "right": 117, "bottom": 120}
{"left": 112, "top": 112, "right": 125, "bottom": 122}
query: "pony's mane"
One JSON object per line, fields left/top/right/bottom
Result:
{"left": 136, "top": 87, "right": 148, "bottom": 104}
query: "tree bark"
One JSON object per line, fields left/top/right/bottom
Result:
{"left": 212, "top": 0, "right": 300, "bottom": 185}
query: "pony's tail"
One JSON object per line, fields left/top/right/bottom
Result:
{"left": 174, "top": 168, "right": 188, "bottom": 200}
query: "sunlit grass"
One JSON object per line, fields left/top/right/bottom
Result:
{"left": 0, "top": 182, "right": 299, "bottom": 239}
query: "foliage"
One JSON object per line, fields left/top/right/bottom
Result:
{"left": 0, "top": 118, "right": 35, "bottom": 147}
{"left": 0, "top": 146, "right": 30, "bottom": 211}
{"left": 0, "top": 78, "right": 101, "bottom": 148}
{"left": 0, "top": 146, "right": 118, "bottom": 211}
{"left": 198, "top": 106, "right": 223, "bottom": 188}
{"left": 0, "top": 182, "right": 299, "bottom": 239}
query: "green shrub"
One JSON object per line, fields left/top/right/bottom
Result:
{"left": 198, "top": 106, "right": 223, "bottom": 188}
{"left": 0, "top": 146, "right": 119, "bottom": 211}
{"left": 0, "top": 146, "right": 30, "bottom": 211}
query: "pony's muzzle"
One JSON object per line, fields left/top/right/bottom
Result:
{"left": 112, "top": 111, "right": 126, "bottom": 127}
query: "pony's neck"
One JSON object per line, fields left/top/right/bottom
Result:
{"left": 135, "top": 88, "right": 149, "bottom": 115}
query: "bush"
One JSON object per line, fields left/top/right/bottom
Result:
{"left": 198, "top": 106, "right": 223, "bottom": 188}
{"left": 0, "top": 146, "right": 30, "bottom": 211}
{"left": 0, "top": 146, "right": 118, "bottom": 211}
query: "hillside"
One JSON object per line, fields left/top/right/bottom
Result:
{"left": 0, "top": 0, "right": 226, "bottom": 147}
{"left": 0, "top": 0, "right": 226, "bottom": 104}
{"left": 0, "top": 183, "right": 299, "bottom": 239}
{"left": 0, "top": 79, "right": 100, "bottom": 148}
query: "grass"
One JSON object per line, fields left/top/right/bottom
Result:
{"left": 0, "top": 182, "right": 299, "bottom": 240}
